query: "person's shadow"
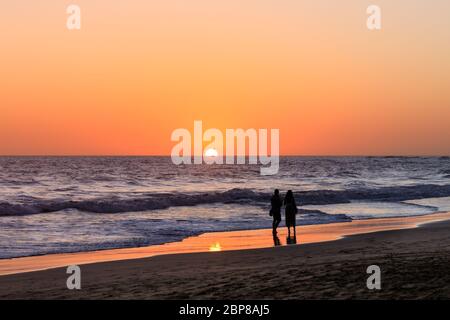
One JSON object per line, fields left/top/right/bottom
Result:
{"left": 286, "top": 235, "right": 297, "bottom": 245}
{"left": 273, "top": 235, "right": 281, "bottom": 246}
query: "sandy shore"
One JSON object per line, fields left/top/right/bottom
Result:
{"left": 1, "top": 212, "right": 450, "bottom": 299}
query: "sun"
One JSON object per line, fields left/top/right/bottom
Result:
{"left": 204, "top": 148, "right": 219, "bottom": 157}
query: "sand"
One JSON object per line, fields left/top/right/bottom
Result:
{"left": 1, "top": 212, "right": 450, "bottom": 299}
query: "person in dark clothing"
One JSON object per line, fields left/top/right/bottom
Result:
{"left": 284, "top": 190, "right": 298, "bottom": 238}
{"left": 270, "top": 189, "right": 282, "bottom": 235}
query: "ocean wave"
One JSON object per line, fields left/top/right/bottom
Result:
{"left": 298, "top": 184, "right": 450, "bottom": 205}
{"left": 0, "top": 189, "right": 267, "bottom": 216}
{"left": 1, "top": 184, "right": 450, "bottom": 216}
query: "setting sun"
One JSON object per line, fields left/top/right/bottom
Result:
{"left": 205, "top": 148, "right": 219, "bottom": 158}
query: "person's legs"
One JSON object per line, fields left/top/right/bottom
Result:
{"left": 273, "top": 216, "right": 281, "bottom": 234}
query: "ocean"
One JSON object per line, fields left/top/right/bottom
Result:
{"left": 1, "top": 156, "right": 450, "bottom": 258}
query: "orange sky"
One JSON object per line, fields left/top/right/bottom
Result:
{"left": 1, "top": 0, "right": 450, "bottom": 155}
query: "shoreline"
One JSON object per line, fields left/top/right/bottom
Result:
{"left": 2, "top": 212, "right": 450, "bottom": 298}
{"left": 1, "top": 211, "right": 450, "bottom": 277}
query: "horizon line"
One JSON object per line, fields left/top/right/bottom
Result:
{"left": 0, "top": 154, "right": 449, "bottom": 157}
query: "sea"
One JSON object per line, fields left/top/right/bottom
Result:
{"left": 1, "top": 156, "right": 450, "bottom": 258}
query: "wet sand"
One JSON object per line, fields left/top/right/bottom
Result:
{"left": 1, "top": 212, "right": 450, "bottom": 299}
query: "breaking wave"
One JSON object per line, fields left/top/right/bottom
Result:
{"left": 2, "top": 184, "right": 450, "bottom": 216}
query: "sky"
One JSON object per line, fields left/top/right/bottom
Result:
{"left": 1, "top": 0, "right": 450, "bottom": 155}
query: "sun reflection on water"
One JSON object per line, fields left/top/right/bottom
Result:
{"left": 209, "top": 242, "right": 222, "bottom": 252}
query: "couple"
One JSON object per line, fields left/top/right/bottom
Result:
{"left": 270, "top": 189, "right": 298, "bottom": 237}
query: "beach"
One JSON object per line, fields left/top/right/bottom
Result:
{"left": 1, "top": 212, "right": 450, "bottom": 299}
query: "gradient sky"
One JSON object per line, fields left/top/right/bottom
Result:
{"left": 1, "top": 0, "right": 450, "bottom": 155}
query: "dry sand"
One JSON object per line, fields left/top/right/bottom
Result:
{"left": 1, "top": 212, "right": 450, "bottom": 299}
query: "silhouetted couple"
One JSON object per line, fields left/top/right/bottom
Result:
{"left": 270, "top": 189, "right": 298, "bottom": 238}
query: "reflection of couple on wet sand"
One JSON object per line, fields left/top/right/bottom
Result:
{"left": 270, "top": 189, "right": 298, "bottom": 243}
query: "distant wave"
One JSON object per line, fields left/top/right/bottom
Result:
{"left": 1, "top": 184, "right": 450, "bottom": 216}
{"left": 298, "top": 184, "right": 450, "bottom": 205}
{"left": 0, "top": 189, "right": 267, "bottom": 216}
